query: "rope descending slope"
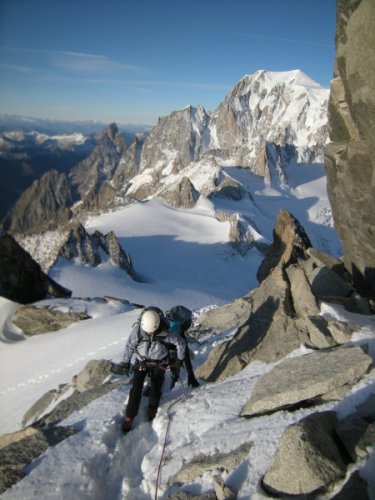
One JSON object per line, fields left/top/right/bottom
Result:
{"left": 154, "top": 393, "right": 185, "bottom": 500}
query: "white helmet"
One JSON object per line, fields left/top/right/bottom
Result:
{"left": 141, "top": 309, "right": 160, "bottom": 334}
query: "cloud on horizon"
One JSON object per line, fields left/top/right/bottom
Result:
{"left": 1, "top": 47, "right": 147, "bottom": 75}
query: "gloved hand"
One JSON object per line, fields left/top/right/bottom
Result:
{"left": 119, "top": 362, "right": 130, "bottom": 376}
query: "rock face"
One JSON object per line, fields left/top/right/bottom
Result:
{"left": 195, "top": 266, "right": 301, "bottom": 381}
{"left": 325, "top": 0, "right": 375, "bottom": 296}
{"left": 160, "top": 176, "right": 200, "bottom": 208}
{"left": 0, "top": 233, "right": 71, "bottom": 304}
{"left": 256, "top": 208, "right": 312, "bottom": 283}
{"left": 2, "top": 124, "right": 129, "bottom": 234}
{"left": 140, "top": 105, "right": 210, "bottom": 174}
{"left": 0, "top": 128, "right": 96, "bottom": 222}
{"left": 1, "top": 169, "right": 74, "bottom": 233}
{"left": 58, "top": 223, "right": 137, "bottom": 280}
{"left": 210, "top": 70, "right": 328, "bottom": 179}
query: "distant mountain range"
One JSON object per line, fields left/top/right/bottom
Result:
{"left": 0, "top": 114, "right": 152, "bottom": 137}
{"left": 1, "top": 70, "right": 329, "bottom": 236}
{"left": 0, "top": 117, "right": 152, "bottom": 219}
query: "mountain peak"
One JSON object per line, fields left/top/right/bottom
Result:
{"left": 239, "top": 69, "right": 326, "bottom": 91}
{"left": 106, "top": 122, "right": 119, "bottom": 142}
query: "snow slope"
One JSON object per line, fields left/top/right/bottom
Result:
{"left": 1, "top": 163, "right": 373, "bottom": 499}
{"left": 0, "top": 298, "right": 374, "bottom": 499}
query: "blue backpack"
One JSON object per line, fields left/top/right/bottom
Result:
{"left": 166, "top": 305, "right": 193, "bottom": 335}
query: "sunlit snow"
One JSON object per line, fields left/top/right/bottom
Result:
{"left": 0, "top": 162, "right": 374, "bottom": 499}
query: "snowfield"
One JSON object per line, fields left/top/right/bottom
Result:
{"left": 1, "top": 163, "right": 374, "bottom": 499}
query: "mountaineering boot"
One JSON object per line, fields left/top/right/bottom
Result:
{"left": 148, "top": 406, "right": 157, "bottom": 421}
{"left": 170, "top": 375, "right": 179, "bottom": 390}
{"left": 122, "top": 416, "right": 133, "bottom": 433}
{"left": 188, "top": 376, "right": 200, "bottom": 388}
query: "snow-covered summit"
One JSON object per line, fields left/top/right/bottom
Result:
{"left": 240, "top": 69, "right": 327, "bottom": 90}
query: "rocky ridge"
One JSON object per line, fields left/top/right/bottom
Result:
{"left": 58, "top": 223, "right": 137, "bottom": 280}
{"left": 2, "top": 124, "right": 129, "bottom": 233}
{"left": 2, "top": 70, "right": 329, "bottom": 237}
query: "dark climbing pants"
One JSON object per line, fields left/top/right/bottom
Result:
{"left": 125, "top": 365, "right": 165, "bottom": 419}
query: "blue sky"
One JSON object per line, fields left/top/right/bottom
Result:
{"left": 0, "top": 0, "right": 336, "bottom": 125}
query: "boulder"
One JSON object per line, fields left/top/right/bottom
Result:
{"left": 166, "top": 491, "right": 216, "bottom": 500}
{"left": 12, "top": 305, "right": 90, "bottom": 335}
{"left": 241, "top": 345, "right": 372, "bottom": 417}
{"left": 0, "top": 427, "right": 40, "bottom": 451}
{"left": 262, "top": 411, "right": 348, "bottom": 496}
{"left": 196, "top": 296, "right": 253, "bottom": 335}
{"left": 22, "top": 388, "right": 67, "bottom": 427}
{"left": 213, "top": 473, "right": 236, "bottom": 500}
{"left": 169, "top": 441, "right": 251, "bottom": 486}
{"left": 346, "top": 293, "right": 374, "bottom": 315}
{"left": 295, "top": 315, "right": 355, "bottom": 350}
{"left": 296, "top": 315, "right": 338, "bottom": 349}
{"left": 308, "top": 266, "right": 354, "bottom": 299}
{"left": 72, "top": 359, "right": 114, "bottom": 392}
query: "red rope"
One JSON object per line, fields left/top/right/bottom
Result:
{"left": 154, "top": 395, "right": 184, "bottom": 500}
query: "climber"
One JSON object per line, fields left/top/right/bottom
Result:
{"left": 142, "top": 305, "right": 200, "bottom": 392}
{"left": 119, "top": 307, "right": 186, "bottom": 433}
